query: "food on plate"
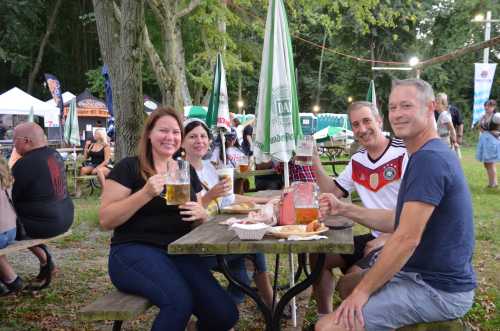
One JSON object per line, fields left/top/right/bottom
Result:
{"left": 306, "top": 220, "right": 321, "bottom": 232}
{"left": 226, "top": 202, "right": 256, "bottom": 210}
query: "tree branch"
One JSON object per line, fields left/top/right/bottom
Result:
{"left": 175, "top": 0, "right": 202, "bottom": 20}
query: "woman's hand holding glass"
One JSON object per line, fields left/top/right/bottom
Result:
{"left": 179, "top": 201, "right": 208, "bottom": 222}
{"left": 206, "top": 177, "right": 232, "bottom": 201}
{"left": 142, "top": 174, "right": 167, "bottom": 199}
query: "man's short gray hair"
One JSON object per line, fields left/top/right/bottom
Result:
{"left": 347, "top": 101, "right": 380, "bottom": 119}
{"left": 392, "top": 79, "right": 435, "bottom": 107}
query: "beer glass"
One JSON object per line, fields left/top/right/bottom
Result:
{"left": 165, "top": 159, "right": 190, "bottom": 205}
{"left": 238, "top": 155, "right": 249, "bottom": 173}
{"left": 216, "top": 166, "right": 234, "bottom": 196}
{"left": 295, "top": 135, "right": 314, "bottom": 166}
{"left": 292, "top": 181, "right": 319, "bottom": 225}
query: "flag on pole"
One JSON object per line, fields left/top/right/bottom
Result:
{"left": 44, "top": 73, "right": 64, "bottom": 117}
{"left": 472, "top": 63, "right": 497, "bottom": 127}
{"left": 102, "top": 65, "right": 115, "bottom": 138}
{"left": 366, "top": 80, "right": 377, "bottom": 110}
{"left": 207, "top": 53, "right": 231, "bottom": 132}
{"left": 254, "top": 0, "right": 302, "bottom": 166}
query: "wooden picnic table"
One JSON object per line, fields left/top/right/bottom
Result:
{"left": 168, "top": 214, "right": 353, "bottom": 331}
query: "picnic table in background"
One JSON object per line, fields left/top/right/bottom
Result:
{"left": 168, "top": 213, "right": 354, "bottom": 331}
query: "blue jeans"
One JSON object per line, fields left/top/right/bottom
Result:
{"left": 108, "top": 243, "right": 238, "bottom": 331}
{"left": 203, "top": 253, "right": 268, "bottom": 304}
{"left": 0, "top": 228, "right": 16, "bottom": 249}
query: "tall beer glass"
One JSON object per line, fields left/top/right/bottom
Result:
{"left": 165, "top": 159, "right": 190, "bottom": 205}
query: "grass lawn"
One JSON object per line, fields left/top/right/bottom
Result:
{"left": 0, "top": 146, "right": 498, "bottom": 330}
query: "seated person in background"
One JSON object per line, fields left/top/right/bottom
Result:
{"left": 80, "top": 128, "right": 112, "bottom": 187}
{"left": 275, "top": 155, "right": 317, "bottom": 183}
{"left": 310, "top": 101, "right": 407, "bottom": 317}
{"left": 255, "top": 159, "right": 283, "bottom": 191}
{"left": 11, "top": 122, "right": 74, "bottom": 285}
{"left": 211, "top": 128, "right": 246, "bottom": 168}
{"left": 0, "top": 156, "right": 23, "bottom": 296}
{"left": 182, "top": 119, "right": 274, "bottom": 307}
{"left": 99, "top": 108, "right": 238, "bottom": 331}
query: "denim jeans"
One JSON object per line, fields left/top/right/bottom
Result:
{"left": 0, "top": 228, "right": 16, "bottom": 249}
{"left": 108, "top": 243, "right": 238, "bottom": 331}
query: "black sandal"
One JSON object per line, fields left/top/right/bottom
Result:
{"left": 35, "top": 244, "right": 55, "bottom": 281}
{"left": 0, "top": 276, "right": 24, "bottom": 296}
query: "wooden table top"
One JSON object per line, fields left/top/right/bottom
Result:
{"left": 168, "top": 214, "right": 354, "bottom": 256}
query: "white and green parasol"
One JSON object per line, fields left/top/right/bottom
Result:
{"left": 254, "top": 0, "right": 302, "bottom": 173}
{"left": 64, "top": 98, "right": 80, "bottom": 190}
{"left": 253, "top": 0, "right": 302, "bottom": 324}
{"left": 207, "top": 53, "right": 231, "bottom": 165}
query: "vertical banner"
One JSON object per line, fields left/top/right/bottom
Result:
{"left": 44, "top": 73, "right": 64, "bottom": 118}
{"left": 472, "top": 63, "right": 497, "bottom": 127}
{"left": 102, "top": 65, "right": 115, "bottom": 138}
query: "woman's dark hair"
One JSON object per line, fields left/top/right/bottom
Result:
{"left": 137, "top": 107, "right": 183, "bottom": 180}
{"left": 184, "top": 120, "right": 211, "bottom": 139}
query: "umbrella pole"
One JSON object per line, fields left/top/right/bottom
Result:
{"left": 72, "top": 144, "right": 77, "bottom": 194}
{"left": 283, "top": 162, "right": 297, "bottom": 326}
{"left": 220, "top": 131, "right": 227, "bottom": 166}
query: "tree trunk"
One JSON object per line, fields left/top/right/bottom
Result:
{"left": 93, "top": 0, "right": 145, "bottom": 161}
{"left": 117, "top": 0, "right": 145, "bottom": 159}
{"left": 27, "top": 0, "right": 63, "bottom": 93}
{"left": 175, "top": 24, "right": 192, "bottom": 106}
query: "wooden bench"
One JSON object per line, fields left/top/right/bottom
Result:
{"left": 79, "top": 290, "right": 153, "bottom": 331}
{"left": 397, "top": 319, "right": 469, "bottom": 330}
{"left": 0, "top": 230, "right": 72, "bottom": 290}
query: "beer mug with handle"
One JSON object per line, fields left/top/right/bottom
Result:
{"left": 292, "top": 181, "right": 319, "bottom": 225}
{"left": 165, "top": 159, "right": 190, "bottom": 205}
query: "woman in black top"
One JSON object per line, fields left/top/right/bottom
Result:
{"left": 80, "top": 128, "right": 111, "bottom": 187}
{"left": 99, "top": 107, "right": 238, "bottom": 331}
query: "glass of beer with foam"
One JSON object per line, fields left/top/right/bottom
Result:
{"left": 164, "top": 159, "right": 190, "bottom": 205}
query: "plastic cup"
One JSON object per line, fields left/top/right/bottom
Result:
{"left": 216, "top": 167, "right": 234, "bottom": 196}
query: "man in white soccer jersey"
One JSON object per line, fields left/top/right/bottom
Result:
{"left": 311, "top": 101, "right": 408, "bottom": 316}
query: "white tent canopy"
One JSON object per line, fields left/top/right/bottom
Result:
{"left": 45, "top": 91, "right": 76, "bottom": 107}
{"left": 0, "top": 87, "right": 60, "bottom": 127}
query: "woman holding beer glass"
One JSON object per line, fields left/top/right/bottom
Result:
{"left": 99, "top": 108, "right": 238, "bottom": 331}
{"left": 182, "top": 119, "right": 274, "bottom": 307}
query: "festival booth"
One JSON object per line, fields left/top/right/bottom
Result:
{"left": 0, "top": 87, "right": 60, "bottom": 143}
{"left": 65, "top": 90, "right": 109, "bottom": 142}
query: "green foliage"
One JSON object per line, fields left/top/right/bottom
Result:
{"left": 85, "top": 68, "right": 105, "bottom": 99}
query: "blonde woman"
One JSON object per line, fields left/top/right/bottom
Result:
{"left": 0, "top": 156, "right": 23, "bottom": 295}
{"left": 80, "top": 128, "right": 111, "bottom": 187}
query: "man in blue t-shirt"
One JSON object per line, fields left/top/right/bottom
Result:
{"left": 316, "top": 79, "right": 475, "bottom": 331}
